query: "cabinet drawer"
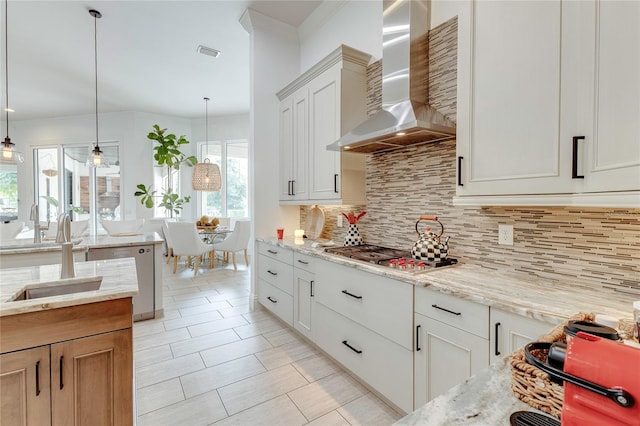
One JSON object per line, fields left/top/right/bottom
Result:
{"left": 293, "top": 252, "right": 315, "bottom": 273}
{"left": 257, "top": 242, "right": 293, "bottom": 264}
{"left": 415, "top": 287, "right": 489, "bottom": 339}
{"left": 258, "top": 280, "right": 293, "bottom": 326}
{"left": 315, "top": 260, "right": 413, "bottom": 349}
{"left": 258, "top": 255, "right": 293, "bottom": 295}
{"left": 315, "top": 303, "right": 413, "bottom": 414}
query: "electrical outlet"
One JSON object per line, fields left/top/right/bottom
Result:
{"left": 337, "top": 214, "right": 343, "bottom": 228}
{"left": 498, "top": 224, "right": 514, "bottom": 245}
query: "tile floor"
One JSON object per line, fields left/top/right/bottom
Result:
{"left": 133, "top": 260, "right": 403, "bottom": 426}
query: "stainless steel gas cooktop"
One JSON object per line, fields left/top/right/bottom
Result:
{"left": 324, "top": 244, "right": 457, "bottom": 272}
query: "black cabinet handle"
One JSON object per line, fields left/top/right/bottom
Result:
{"left": 416, "top": 325, "right": 421, "bottom": 351}
{"left": 35, "top": 361, "right": 41, "bottom": 396}
{"left": 457, "top": 156, "right": 464, "bottom": 186}
{"left": 572, "top": 136, "right": 585, "bottom": 179}
{"left": 291, "top": 180, "right": 296, "bottom": 196}
{"left": 59, "top": 356, "right": 64, "bottom": 390}
{"left": 267, "top": 296, "right": 277, "bottom": 303}
{"left": 267, "top": 270, "right": 277, "bottom": 276}
{"left": 267, "top": 249, "right": 278, "bottom": 255}
{"left": 431, "top": 304, "right": 461, "bottom": 316}
{"left": 297, "top": 259, "right": 309, "bottom": 265}
{"left": 287, "top": 180, "right": 291, "bottom": 196}
{"left": 342, "top": 340, "right": 363, "bottom": 354}
{"left": 342, "top": 290, "right": 362, "bottom": 299}
{"left": 310, "top": 280, "right": 314, "bottom": 297}
{"left": 495, "top": 322, "right": 501, "bottom": 356}
{"left": 334, "top": 174, "right": 339, "bottom": 193}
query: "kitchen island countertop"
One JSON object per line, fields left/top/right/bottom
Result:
{"left": 256, "top": 237, "right": 637, "bottom": 324}
{"left": 394, "top": 357, "right": 551, "bottom": 425}
{"left": 0, "top": 232, "right": 163, "bottom": 255}
{"left": 0, "top": 257, "right": 138, "bottom": 316}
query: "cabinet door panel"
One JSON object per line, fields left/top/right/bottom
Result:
{"left": 471, "top": 1, "right": 563, "bottom": 182}
{"left": 490, "top": 309, "right": 553, "bottom": 363}
{"left": 293, "top": 268, "right": 314, "bottom": 340}
{"left": 308, "top": 67, "right": 341, "bottom": 200}
{"left": 584, "top": 0, "right": 640, "bottom": 192}
{"left": 279, "top": 98, "right": 294, "bottom": 201}
{"left": 414, "top": 314, "right": 488, "bottom": 407}
{"left": 0, "top": 346, "right": 51, "bottom": 426}
{"left": 52, "top": 329, "right": 133, "bottom": 426}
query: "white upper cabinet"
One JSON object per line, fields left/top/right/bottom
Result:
{"left": 455, "top": 0, "right": 640, "bottom": 207}
{"left": 277, "top": 45, "right": 370, "bottom": 205}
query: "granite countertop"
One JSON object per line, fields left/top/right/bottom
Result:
{"left": 394, "top": 358, "right": 555, "bottom": 425}
{"left": 1, "top": 232, "right": 163, "bottom": 255}
{"left": 0, "top": 257, "right": 138, "bottom": 316}
{"left": 256, "top": 237, "right": 637, "bottom": 323}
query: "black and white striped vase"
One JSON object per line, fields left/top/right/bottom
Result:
{"left": 344, "top": 224, "right": 363, "bottom": 246}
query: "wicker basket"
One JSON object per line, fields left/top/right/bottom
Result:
{"left": 509, "top": 312, "right": 594, "bottom": 419}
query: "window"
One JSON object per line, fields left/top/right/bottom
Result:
{"left": 33, "top": 143, "right": 120, "bottom": 231}
{"left": 198, "top": 140, "right": 249, "bottom": 219}
{"left": 0, "top": 162, "right": 18, "bottom": 222}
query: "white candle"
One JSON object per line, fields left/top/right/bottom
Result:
{"left": 294, "top": 229, "right": 304, "bottom": 238}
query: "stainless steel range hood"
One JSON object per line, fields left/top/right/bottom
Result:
{"left": 327, "top": 0, "right": 456, "bottom": 154}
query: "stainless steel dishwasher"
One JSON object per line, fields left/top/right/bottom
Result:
{"left": 87, "top": 245, "right": 155, "bottom": 321}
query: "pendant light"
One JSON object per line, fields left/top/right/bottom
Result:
{"left": 86, "top": 9, "right": 109, "bottom": 168}
{"left": 2, "top": 0, "right": 23, "bottom": 164}
{"left": 192, "top": 97, "right": 222, "bottom": 191}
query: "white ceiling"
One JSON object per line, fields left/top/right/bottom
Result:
{"left": 2, "top": 0, "right": 322, "bottom": 122}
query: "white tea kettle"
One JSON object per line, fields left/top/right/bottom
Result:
{"left": 411, "top": 215, "right": 450, "bottom": 262}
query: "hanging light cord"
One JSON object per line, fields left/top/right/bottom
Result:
{"left": 204, "top": 97, "right": 209, "bottom": 143}
{"left": 4, "top": 0, "right": 9, "bottom": 141}
{"left": 93, "top": 10, "right": 99, "bottom": 150}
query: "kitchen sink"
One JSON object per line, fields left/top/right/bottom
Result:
{"left": 9, "top": 276, "right": 103, "bottom": 301}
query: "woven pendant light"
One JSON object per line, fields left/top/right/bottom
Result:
{"left": 192, "top": 97, "right": 221, "bottom": 191}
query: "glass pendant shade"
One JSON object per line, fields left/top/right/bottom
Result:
{"left": 192, "top": 158, "right": 221, "bottom": 191}
{"left": 1, "top": 138, "right": 24, "bottom": 163}
{"left": 86, "top": 144, "right": 109, "bottom": 168}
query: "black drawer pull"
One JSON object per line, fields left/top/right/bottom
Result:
{"left": 416, "top": 325, "right": 421, "bottom": 351}
{"left": 267, "top": 270, "right": 277, "bottom": 276}
{"left": 572, "top": 136, "right": 585, "bottom": 179}
{"left": 457, "top": 156, "right": 464, "bottom": 186}
{"left": 334, "top": 174, "right": 339, "bottom": 193}
{"left": 297, "top": 259, "right": 309, "bottom": 265}
{"left": 342, "top": 340, "right": 362, "bottom": 354}
{"left": 267, "top": 249, "right": 278, "bottom": 255}
{"left": 341, "top": 290, "right": 362, "bottom": 299}
{"left": 35, "top": 361, "right": 41, "bottom": 396}
{"left": 288, "top": 180, "right": 292, "bottom": 196}
{"left": 495, "top": 322, "right": 501, "bottom": 356}
{"left": 267, "top": 296, "right": 277, "bottom": 303}
{"left": 431, "top": 304, "right": 461, "bottom": 316}
{"left": 59, "top": 356, "right": 64, "bottom": 390}
{"left": 291, "top": 180, "right": 296, "bottom": 195}
{"left": 310, "top": 280, "right": 314, "bottom": 297}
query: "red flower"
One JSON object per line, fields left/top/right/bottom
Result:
{"left": 342, "top": 211, "right": 366, "bottom": 224}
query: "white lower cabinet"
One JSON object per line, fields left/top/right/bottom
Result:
{"left": 414, "top": 287, "right": 489, "bottom": 407}
{"left": 489, "top": 308, "right": 554, "bottom": 363}
{"left": 257, "top": 243, "right": 294, "bottom": 326}
{"left": 315, "top": 302, "right": 414, "bottom": 413}
{"left": 293, "top": 253, "right": 316, "bottom": 341}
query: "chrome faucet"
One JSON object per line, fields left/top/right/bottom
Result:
{"left": 55, "top": 213, "right": 75, "bottom": 279}
{"left": 30, "top": 204, "right": 41, "bottom": 244}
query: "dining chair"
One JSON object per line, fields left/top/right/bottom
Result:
{"left": 167, "top": 222, "right": 213, "bottom": 276}
{"left": 101, "top": 219, "right": 145, "bottom": 235}
{"left": 162, "top": 218, "right": 179, "bottom": 264}
{"left": 211, "top": 220, "right": 251, "bottom": 271}
{"left": 0, "top": 221, "right": 25, "bottom": 241}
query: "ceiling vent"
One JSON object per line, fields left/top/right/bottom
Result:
{"left": 197, "top": 45, "right": 221, "bottom": 58}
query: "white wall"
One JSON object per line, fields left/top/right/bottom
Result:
{"left": 299, "top": 0, "right": 383, "bottom": 70}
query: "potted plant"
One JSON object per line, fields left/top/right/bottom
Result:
{"left": 134, "top": 124, "right": 198, "bottom": 217}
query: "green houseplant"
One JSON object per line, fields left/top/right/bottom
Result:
{"left": 134, "top": 124, "right": 197, "bottom": 217}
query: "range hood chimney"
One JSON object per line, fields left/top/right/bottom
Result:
{"left": 328, "top": 0, "right": 456, "bottom": 154}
